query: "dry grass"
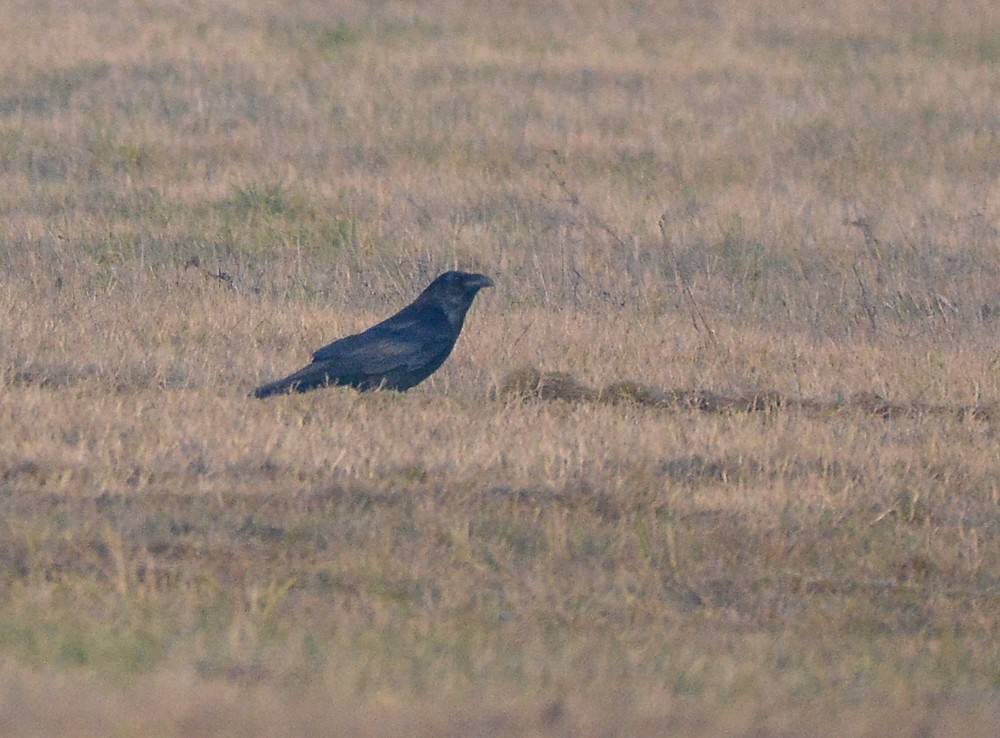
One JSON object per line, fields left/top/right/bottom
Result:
{"left": 1, "top": 0, "right": 1000, "bottom": 735}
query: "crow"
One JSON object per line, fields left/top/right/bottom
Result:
{"left": 252, "top": 271, "right": 494, "bottom": 398}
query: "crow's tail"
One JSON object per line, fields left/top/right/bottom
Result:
{"left": 251, "top": 376, "right": 297, "bottom": 398}
{"left": 251, "top": 363, "right": 332, "bottom": 398}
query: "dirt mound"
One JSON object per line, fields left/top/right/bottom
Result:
{"left": 498, "top": 366, "right": 999, "bottom": 421}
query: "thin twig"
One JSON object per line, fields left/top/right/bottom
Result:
{"left": 184, "top": 256, "right": 236, "bottom": 290}
{"left": 852, "top": 263, "right": 878, "bottom": 337}
{"left": 846, "top": 216, "right": 880, "bottom": 252}
{"left": 545, "top": 153, "right": 628, "bottom": 249}
{"left": 659, "top": 212, "right": 718, "bottom": 348}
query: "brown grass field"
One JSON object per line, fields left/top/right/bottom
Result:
{"left": 1, "top": 0, "right": 999, "bottom": 735}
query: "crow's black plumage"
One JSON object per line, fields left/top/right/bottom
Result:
{"left": 252, "top": 271, "right": 494, "bottom": 398}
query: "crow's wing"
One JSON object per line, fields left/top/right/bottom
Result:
{"left": 310, "top": 303, "right": 456, "bottom": 378}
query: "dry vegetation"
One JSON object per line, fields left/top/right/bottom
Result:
{"left": 1, "top": 0, "right": 999, "bottom": 735}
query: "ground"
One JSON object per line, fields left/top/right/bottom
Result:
{"left": 0, "top": 1, "right": 998, "bottom": 735}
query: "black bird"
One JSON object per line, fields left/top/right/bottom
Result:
{"left": 253, "top": 271, "right": 494, "bottom": 398}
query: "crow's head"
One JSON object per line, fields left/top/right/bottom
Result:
{"left": 418, "top": 270, "right": 494, "bottom": 326}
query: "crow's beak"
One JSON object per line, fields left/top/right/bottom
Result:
{"left": 468, "top": 273, "right": 494, "bottom": 291}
